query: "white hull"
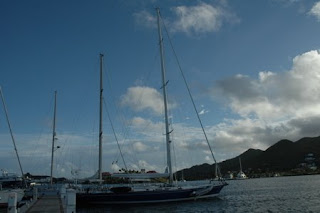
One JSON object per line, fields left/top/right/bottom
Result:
{"left": 236, "top": 171, "right": 247, "bottom": 179}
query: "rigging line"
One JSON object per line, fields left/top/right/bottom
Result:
{"left": 88, "top": 114, "right": 96, "bottom": 172}
{"left": 170, "top": 117, "right": 178, "bottom": 182}
{"left": 115, "top": 48, "right": 159, "bottom": 168}
{"left": 102, "top": 58, "right": 137, "bottom": 165}
{"left": 102, "top": 60, "right": 133, "bottom": 166}
{"left": 103, "top": 98, "right": 128, "bottom": 172}
{"left": 159, "top": 13, "right": 222, "bottom": 177}
{"left": 0, "top": 87, "right": 26, "bottom": 186}
{"left": 113, "top": 150, "right": 121, "bottom": 165}
{"left": 175, "top": 106, "right": 194, "bottom": 172}
{"left": 103, "top": 62, "right": 126, "bottom": 135}
{"left": 29, "top": 94, "right": 53, "bottom": 172}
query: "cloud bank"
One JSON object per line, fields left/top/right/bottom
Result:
{"left": 209, "top": 50, "right": 320, "bottom": 151}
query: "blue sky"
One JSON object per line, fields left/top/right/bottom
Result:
{"left": 1, "top": 0, "right": 320, "bottom": 178}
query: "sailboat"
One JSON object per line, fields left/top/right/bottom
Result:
{"left": 236, "top": 157, "right": 247, "bottom": 179}
{"left": 76, "top": 8, "right": 227, "bottom": 205}
{"left": 0, "top": 87, "right": 25, "bottom": 206}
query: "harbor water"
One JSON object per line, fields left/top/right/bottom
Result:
{"left": 77, "top": 175, "right": 320, "bottom": 212}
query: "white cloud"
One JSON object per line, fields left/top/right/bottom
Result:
{"left": 171, "top": 3, "right": 223, "bottom": 34}
{"left": 111, "top": 163, "right": 122, "bottom": 172}
{"left": 211, "top": 119, "right": 289, "bottom": 153}
{"left": 120, "top": 86, "right": 176, "bottom": 115}
{"left": 212, "top": 50, "right": 320, "bottom": 121}
{"left": 130, "top": 116, "right": 163, "bottom": 138}
{"left": 198, "top": 109, "right": 206, "bottom": 115}
{"left": 179, "top": 140, "right": 208, "bottom": 150}
{"left": 273, "top": 0, "right": 304, "bottom": 4}
{"left": 134, "top": 2, "right": 239, "bottom": 36}
{"left": 133, "top": 141, "right": 148, "bottom": 152}
{"left": 133, "top": 10, "right": 157, "bottom": 29}
{"left": 309, "top": 1, "right": 320, "bottom": 21}
{"left": 130, "top": 160, "right": 157, "bottom": 172}
{"left": 138, "top": 160, "right": 155, "bottom": 170}
{"left": 259, "top": 71, "right": 276, "bottom": 82}
{"left": 198, "top": 105, "right": 209, "bottom": 115}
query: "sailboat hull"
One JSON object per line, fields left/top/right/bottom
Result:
{"left": 76, "top": 183, "right": 226, "bottom": 205}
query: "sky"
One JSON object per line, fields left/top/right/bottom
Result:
{"left": 1, "top": 0, "right": 320, "bottom": 179}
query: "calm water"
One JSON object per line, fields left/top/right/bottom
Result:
{"left": 77, "top": 175, "right": 320, "bottom": 212}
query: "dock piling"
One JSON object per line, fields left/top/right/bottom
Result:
{"left": 66, "top": 189, "right": 76, "bottom": 213}
{"left": 33, "top": 187, "right": 38, "bottom": 200}
{"left": 8, "top": 192, "right": 17, "bottom": 213}
{"left": 60, "top": 185, "right": 66, "bottom": 200}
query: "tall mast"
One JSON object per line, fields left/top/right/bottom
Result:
{"left": 239, "top": 157, "right": 243, "bottom": 172}
{"left": 0, "top": 87, "right": 25, "bottom": 184}
{"left": 156, "top": 8, "right": 173, "bottom": 185}
{"left": 50, "top": 91, "right": 57, "bottom": 185}
{"left": 98, "top": 53, "right": 104, "bottom": 181}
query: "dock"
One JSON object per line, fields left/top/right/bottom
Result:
{"left": 7, "top": 186, "right": 76, "bottom": 213}
{"left": 25, "top": 195, "right": 64, "bottom": 213}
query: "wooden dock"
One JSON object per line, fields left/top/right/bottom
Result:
{"left": 7, "top": 187, "right": 75, "bottom": 213}
{"left": 26, "top": 195, "right": 64, "bottom": 213}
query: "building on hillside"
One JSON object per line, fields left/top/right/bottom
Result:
{"left": 302, "top": 153, "right": 317, "bottom": 171}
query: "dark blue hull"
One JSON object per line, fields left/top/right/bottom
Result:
{"left": 76, "top": 183, "right": 226, "bottom": 205}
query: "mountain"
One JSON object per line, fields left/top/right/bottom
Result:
{"left": 177, "top": 136, "right": 320, "bottom": 180}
